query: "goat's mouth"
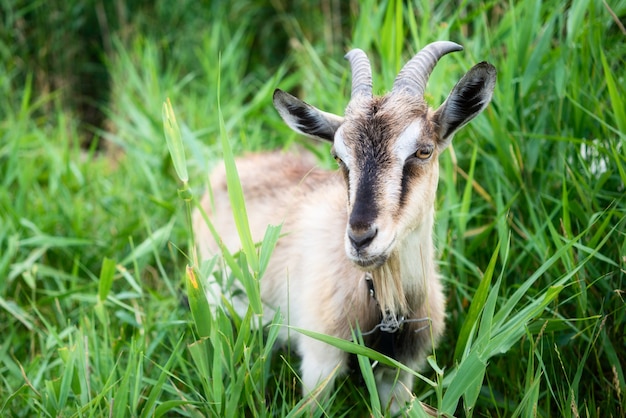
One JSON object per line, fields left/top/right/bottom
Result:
{"left": 350, "top": 254, "right": 388, "bottom": 270}
{"left": 346, "top": 238, "right": 395, "bottom": 270}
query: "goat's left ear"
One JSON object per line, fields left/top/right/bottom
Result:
{"left": 273, "top": 89, "right": 344, "bottom": 142}
{"left": 433, "top": 62, "right": 496, "bottom": 149}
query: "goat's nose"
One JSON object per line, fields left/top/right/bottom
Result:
{"left": 348, "top": 226, "right": 378, "bottom": 250}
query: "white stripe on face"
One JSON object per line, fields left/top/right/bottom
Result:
{"left": 393, "top": 119, "right": 423, "bottom": 161}
{"left": 333, "top": 127, "right": 352, "bottom": 167}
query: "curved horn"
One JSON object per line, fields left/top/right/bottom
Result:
{"left": 392, "top": 41, "right": 463, "bottom": 96}
{"left": 345, "top": 49, "right": 373, "bottom": 98}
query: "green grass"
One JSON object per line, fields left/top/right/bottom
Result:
{"left": 1, "top": 0, "right": 625, "bottom": 416}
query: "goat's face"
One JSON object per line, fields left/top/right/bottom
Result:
{"left": 274, "top": 42, "right": 496, "bottom": 269}
{"left": 331, "top": 95, "right": 441, "bottom": 267}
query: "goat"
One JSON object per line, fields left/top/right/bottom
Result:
{"left": 193, "top": 41, "right": 496, "bottom": 412}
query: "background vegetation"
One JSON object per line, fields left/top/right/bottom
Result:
{"left": 1, "top": 0, "right": 624, "bottom": 416}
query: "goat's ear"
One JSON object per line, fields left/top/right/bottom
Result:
{"left": 273, "top": 89, "right": 344, "bottom": 142}
{"left": 433, "top": 62, "right": 496, "bottom": 149}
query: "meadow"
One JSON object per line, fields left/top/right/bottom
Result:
{"left": 1, "top": 0, "right": 624, "bottom": 416}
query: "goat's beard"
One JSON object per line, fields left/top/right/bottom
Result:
{"left": 369, "top": 254, "right": 408, "bottom": 316}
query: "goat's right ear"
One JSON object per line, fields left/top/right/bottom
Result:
{"left": 273, "top": 89, "right": 344, "bottom": 142}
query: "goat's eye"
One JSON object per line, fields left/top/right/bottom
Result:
{"left": 333, "top": 155, "right": 345, "bottom": 166}
{"left": 415, "top": 147, "right": 434, "bottom": 160}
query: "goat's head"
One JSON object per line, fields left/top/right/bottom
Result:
{"left": 274, "top": 42, "right": 496, "bottom": 270}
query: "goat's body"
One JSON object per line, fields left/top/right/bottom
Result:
{"left": 194, "top": 42, "right": 496, "bottom": 412}
{"left": 194, "top": 149, "right": 446, "bottom": 407}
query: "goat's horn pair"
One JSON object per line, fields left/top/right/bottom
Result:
{"left": 345, "top": 41, "right": 463, "bottom": 99}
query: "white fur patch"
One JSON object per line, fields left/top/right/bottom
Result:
{"left": 393, "top": 120, "right": 423, "bottom": 160}
{"left": 333, "top": 127, "right": 352, "bottom": 166}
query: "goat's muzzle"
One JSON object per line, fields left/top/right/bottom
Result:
{"left": 345, "top": 224, "right": 393, "bottom": 270}
{"left": 348, "top": 225, "right": 378, "bottom": 251}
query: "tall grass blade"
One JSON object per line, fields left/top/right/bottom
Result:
{"left": 216, "top": 61, "right": 261, "bottom": 312}
{"left": 290, "top": 326, "right": 436, "bottom": 387}
{"left": 112, "top": 346, "right": 135, "bottom": 417}
{"left": 442, "top": 350, "right": 487, "bottom": 414}
{"left": 0, "top": 297, "right": 35, "bottom": 330}
{"left": 162, "top": 98, "right": 189, "bottom": 183}
{"left": 454, "top": 238, "right": 502, "bottom": 358}
{"left": 120, "top": 220, "right": 174, "bottom": 268}
{"left": 258, "top": 224, "right": 282, "bottom": 279}
{"left": 600, "top": 50, "right": 626, "bottom": 133}
{"left": 187, "top": 339, "right": 213, "bottom": 411}
{"left": 185, "top": 264, "right": 214, "bottom": 339}
{"left": 353, "top": 330, "right": 382, "bottom": 415}
{"left": 139, "top": 335, "right": 185, "bottom": 418}
{"left": 566, "top": 0, "right": 591, "bottom": 46}
{"left": 56, "top": 345, "right": 76, "bottom": 411}
{"left": 97, "top": 257, "right": 116, "bottom": 302}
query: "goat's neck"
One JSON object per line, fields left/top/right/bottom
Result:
{"left": 370, "top": 210, "right": 435, "bottom": 317}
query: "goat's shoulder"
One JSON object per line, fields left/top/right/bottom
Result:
{"left": 197, "top": 149, "right": 341, "bottom": 254}
{"left": 209, "top": 149, "right": 332, "bottom": 200}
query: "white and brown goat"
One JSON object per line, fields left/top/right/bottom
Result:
{"left": 194, "top": 41, "right": 496, "bottom": 412}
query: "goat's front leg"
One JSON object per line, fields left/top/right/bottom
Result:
{"left": 298, "top": 338, "right": 346, "bottom": 405}
{"left": 375, "top": 367, "right": 414, "bottom": 414}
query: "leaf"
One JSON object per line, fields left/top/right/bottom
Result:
{"left": 258, "top": 224, "right": 282, "bottom": 279}
{"left": 566, "top": 0, "right": 591, "bottom": 46}
{"left": 186, "top": 264, "right": 214, "bottom": 339}
{"left": 120, "top": 219, "right": 174, "bottom": 269}
{"left": 216, "top": 62, "right": 259, "bottom": 275}
{"left": 0, "top": 296, "right": 35, "bottom": 330}
{"left": 441, "top": 351, "right": 487, "bottom": 414}
{"left": 353, "top": 330, "right": 382, "bottom": 415}
{"left": 140, "top": 336, "right": 185, "bottom": 418}
{"left": 187, "top": 339, "right": 213, "bottom": 407}
{"left": 162, "top": 98, "right": 189, "bottom": 183}
{"left": 289, "top": 326, "right": 437, "bottom": 387}
{"left": 154, "top": 400, "right": 196, "bottom": 418}
{"left": 600, "top": 50, "right": 626, "bottom": 133}
{"left": 454, "top": 239, "right": 502, "bottom": 361}
{"left": 98, "top": 257, "right": 116, "bottom": 302}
